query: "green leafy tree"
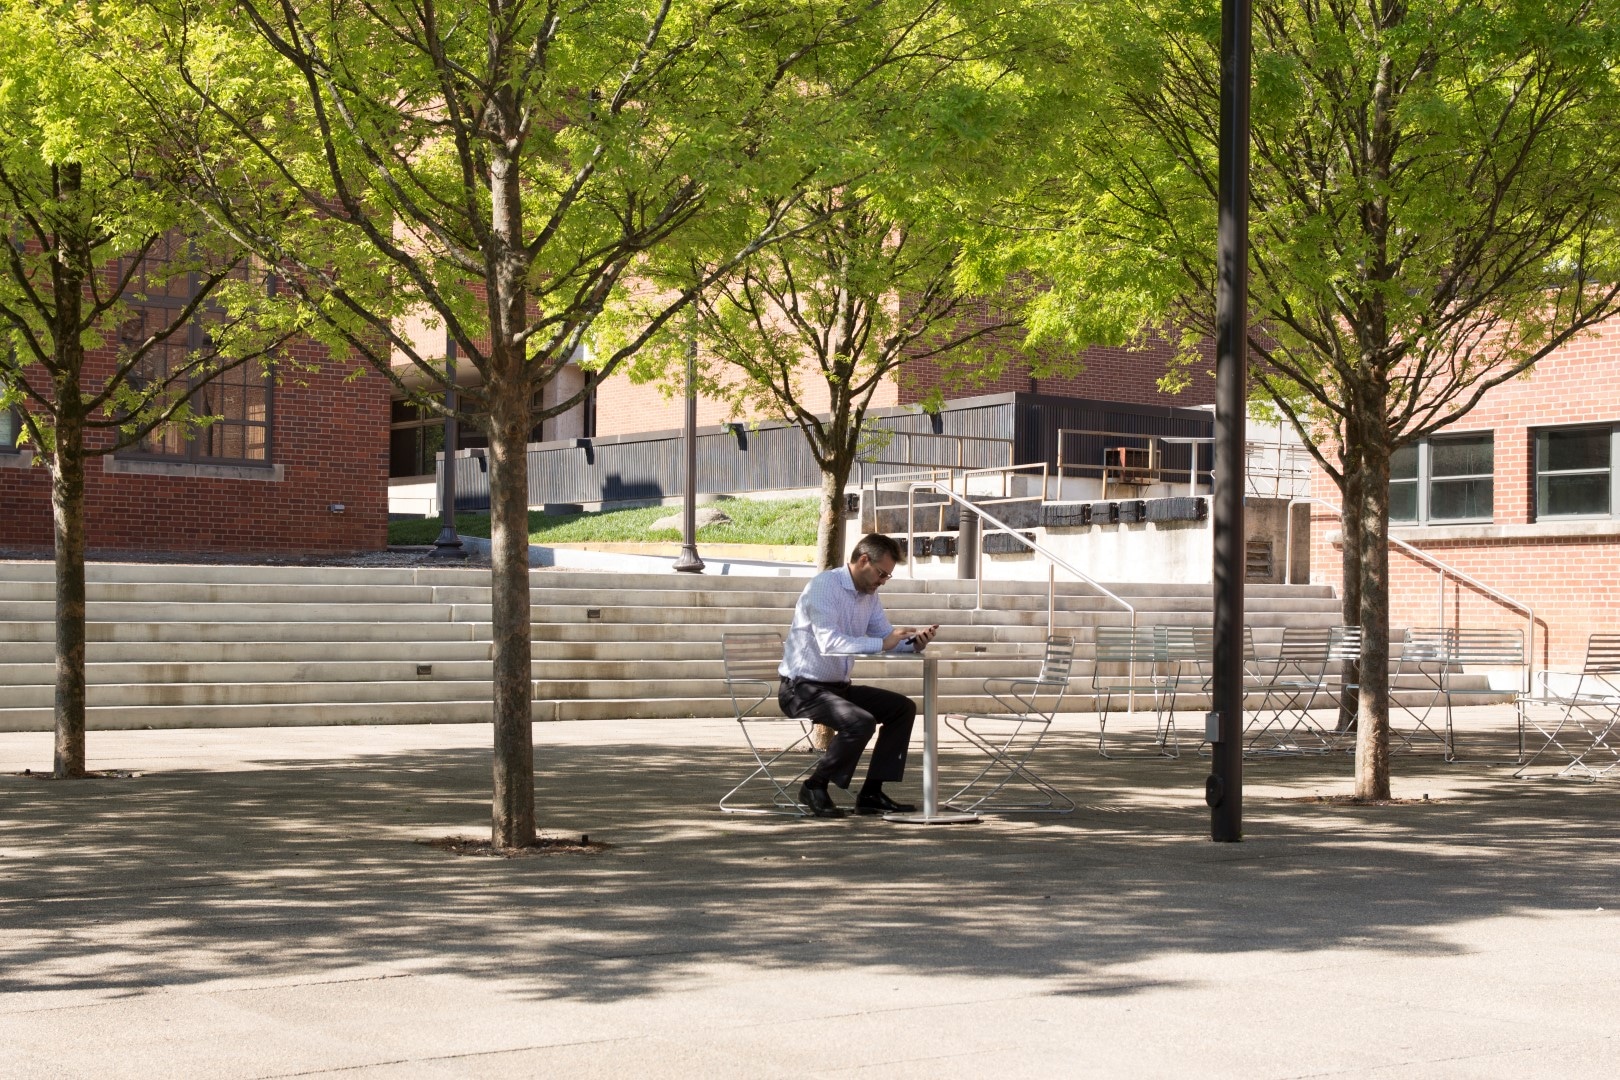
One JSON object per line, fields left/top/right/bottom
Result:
{"left": 637, "top": 6, "right": 1056, "bottom": 569}
{"left": 0, "top": 0, "right": 289, "bottom": 778}
{"left": 1037, "top": 0, "right": 1620, "bottom": 798}
{"left": 159, "top": 0, "right": 980, "bottom": 848}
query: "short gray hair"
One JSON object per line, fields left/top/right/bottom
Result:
{"left": 852, "top": 532, "right": 903, "bottom": 565}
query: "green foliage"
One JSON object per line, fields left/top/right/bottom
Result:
{"left": 389, "top": 497, "right": 819, "bottom": 547}
{"left": 1038, "top": 0, "right": 1620, "bottom": 469}
{"left": 0, "top": 0, "right": 291, "bottom": 455}
{"left": 164, "top": 0, "right": 966, "bottom": 429}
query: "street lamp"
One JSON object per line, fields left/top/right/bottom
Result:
{"left": 673, "top": 327, "right": 705, "bottom": 574}
{"left": 429, "top": 336, "right": 467, "bottom": 560}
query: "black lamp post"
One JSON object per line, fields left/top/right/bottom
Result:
{"left": 1208, "top": 0, "right": 1251, "bottom": 841}
{"left": 673, "top": 328, "right": 705, "bottom": 574}
{"left": 429, "top": 337, "right": 467, "bottom": 560}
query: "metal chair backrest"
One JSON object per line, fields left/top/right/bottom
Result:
{"left": 1582, "top": 633, "right": 1620, "bottom": 675}
{"left": 1159, "top": 625, "right": 1214, "bottom": 664}
{"left": 1327, "top": 625, "right": 1363, "bottom": 663}
{"left": 722, "top": 632, "right": 784, "bottom": 719}
{"left": 1094, "top": 625, "right": 1160, "bottom": 664}
{"left": 1451, "top": 628, "right": 1524, "bottom": 665}
{"left": 1036, "top": 635, "right": 1077, "bottom": 686}
{"left": 1276, "top": 626, "right": 1333, "bottom": 664}
{"left": 1401, "top": 627, "right": 1450, "bottom": 663}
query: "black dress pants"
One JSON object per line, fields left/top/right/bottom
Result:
{"left": 779, "top": 678, "right": 916, "bottom": 790}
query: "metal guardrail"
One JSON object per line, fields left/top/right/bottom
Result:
{"left": 1288, "top": 496, "right": 1536, "bottom": 692}
{"left": 905, "top": 480, "right": 1137, "bottom": 640}
{"left": 1054, "top": 428, "right": 1312, "bottom": 502}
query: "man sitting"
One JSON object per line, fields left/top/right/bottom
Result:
{"left": 778, "top": 532, "right": 938, "bottom": 817}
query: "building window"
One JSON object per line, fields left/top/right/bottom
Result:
{"left": 581, "top": 377, "right": 597, "bottom": 439}
{"left": 120, "top": 240, "right": 273, "bottom": 465}
{"left": 1390, "top": 432, "right": 1494, "bottom": 524}
{"left": 1536, "top": 424, "right": 1617, "bottom": 519}
{"left": 0, "top": 407, "right": 20, "bottom": 452}
{"left": 390, "top": 400, "right": 446, "bottom": 478}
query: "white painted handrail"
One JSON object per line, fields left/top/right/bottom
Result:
{"left": 1287, "top": 495, "right": 1535, "bottom": 692}
{"left": 906, "top": 481, "right": 1136, "bottom": 640}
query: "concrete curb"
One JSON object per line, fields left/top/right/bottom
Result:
{"left": 459, "top": 534, "right": 814, "bottom": 577}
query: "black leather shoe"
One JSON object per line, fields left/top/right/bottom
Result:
{"left": 854, "top": 790, "right": 916, "bottom": 815}
{"left": 798, "top": 784, "right": 844, "bottom": 818}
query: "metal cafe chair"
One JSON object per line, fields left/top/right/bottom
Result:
{"left": 1394, "top": 627, "right": 1525, "bottom": 760}
{"left": 1245, "top": 625, "right": 1362, "bottom": 755}
{"left": 1516, "top": 632, "right": 1620, "bottom": 780}
{"left": 1092, "top": 624, "right": 1177, "bottom": 758}
{"left": 1153, "top": 624, "right": 1217, "bottom": 758}
{"left": 944, "top": 635, "right": 1076, "bottom": 814}
{"left": 718, "top": 632, "right": 816, "bottom": 816}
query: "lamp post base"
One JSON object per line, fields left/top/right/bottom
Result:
{"left": 428, "top": 527, "right": 468, "bottom": 560}
{"left": 673, "top": 545, "right": 704, "bottom": 573}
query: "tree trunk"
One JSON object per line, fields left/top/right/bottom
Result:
{"left": 815, "top": 461, "right": 852, "bottom": 571}
{"left": 49, "top": 161, "right": 90, "bottom": 780}
{"left": 482, "top": 114, "right": 538, "bottom": 849}
{"left": 1336, "top": 452, "right": 1364, "bottom": 733}
{"left": 51, "top": 409, "right": 88, "bottom": 779}
{"left": 1354, "top": 439, "right": 1393, "bottom": 800}
{"left": 485, "top": 387, "right": 536, "bottom": 849}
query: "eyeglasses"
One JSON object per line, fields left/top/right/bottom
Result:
{"left": 874, "top": 568, "right": 893, "bottom": 581}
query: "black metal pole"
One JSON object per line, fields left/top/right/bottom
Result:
{"left": 1209, "top": 0, "right": 1250, "bottom": 841}
{"left": 673, "top": 329, "right": 704, "bottom": 574}
{"left": 430, "top": 337, "right": 467, "bottom": 560}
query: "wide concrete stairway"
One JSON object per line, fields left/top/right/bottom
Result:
{"left": 0, "top": 560, "right": 1496, "bottom": 732}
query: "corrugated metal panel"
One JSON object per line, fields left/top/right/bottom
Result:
{"left": 438, "top": 393, "right": 1208, "bottom": 510}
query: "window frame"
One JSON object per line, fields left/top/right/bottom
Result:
{"left": 0, "top": 406, "right": 21, "bottom": 454}
{"left": 118, "top": 252, "right": 274, "bottom": 468}
{"left": 1389, "top": 431, "right": 1496, "bottom": 526}
{"left": 1534, "top": 423, "right": 1620, "bottom": 521}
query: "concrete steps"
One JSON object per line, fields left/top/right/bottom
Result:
{"left": 0, "top": 559, "right": 1508, "bottom": 732}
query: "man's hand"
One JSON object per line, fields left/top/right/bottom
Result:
{"left": 884, "top": 625, "right": 938, "bottom": 651}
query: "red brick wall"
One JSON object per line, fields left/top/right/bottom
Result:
{"left": 1308, "top": 319, "right": 1620, "bottom": 670}
{"left": 0, "top": 340, "right": 389, "bottom": 556}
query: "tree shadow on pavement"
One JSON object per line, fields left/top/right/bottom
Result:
{"left": 2, "top": 730, "right": 1616, "bottom": 1006}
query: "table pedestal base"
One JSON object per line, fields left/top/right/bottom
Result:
{"left": 883, "top": 810, "right": 980, "bottom": 825}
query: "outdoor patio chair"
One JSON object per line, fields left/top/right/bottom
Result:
{"left": 1515, "top": 632, "right": 1620, "bottom": 780}
{"left": 718, "top": 632, "right": 817, "bottom": 816}
{"left": 1245, "top": 625, "right": 1362, "bottom": 755}
{"left": 1092, "top": 624, "right": 1176, "bottom": 758}
{"left": 943, "top": 635, "right": 1076, "bottom": 814}
{"left": 1152, "top": 624, "right": 1216, "bottom": 757}
{"left": 1394, "top": 627, "right": 1525, "bottom": 760}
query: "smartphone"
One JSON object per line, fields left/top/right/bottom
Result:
{"left": 905, "top": 624, "right": 940, "bottom": 647}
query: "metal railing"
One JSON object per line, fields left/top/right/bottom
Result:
{"left": 1287, "top": 496, "right": 1536, "bottom": 692}
{"left": 1054, "top": 428, "right": 1313, "bottom": 502}
{"left": 906, "top": 480, "right": 1136, "bottom": 640}
{"left": 857, "top": 431, "right": 1015, "bottom": 474}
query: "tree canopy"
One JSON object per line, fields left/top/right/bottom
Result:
{"left": 0, "top": 0, "right": 289, "bottom": 777}
{"left": 1032, "top": 0, "right": 1620, "bottom": 795}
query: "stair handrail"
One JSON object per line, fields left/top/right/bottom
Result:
{"left": 1287, "top": 495, "right": 1535, "bottom": 692}
{"left": 906, "top": 480, "right": 1136, "bottom": 640}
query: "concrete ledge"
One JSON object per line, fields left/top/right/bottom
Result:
{"left": 0, "top": 449, "right": 35, "bottom": 469}
{"left": 103, "top": 456, "right": 285, "bottom": 482}
{"left": 458, "top": 535, "right": 814, "bottom": 577}
{"left": 1332, "top": 520, "right": 1620, "bottom": 543}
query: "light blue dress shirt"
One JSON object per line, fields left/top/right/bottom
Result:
{"left": 779, "top": 566, "right": 913, "bottom": 682}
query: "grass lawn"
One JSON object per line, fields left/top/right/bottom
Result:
{"left": 388, "top": 496, "right": 819, "bottom": 547}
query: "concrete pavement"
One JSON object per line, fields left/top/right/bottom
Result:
{"left": 2, "top": 708, "right": 1618, "bottom": 1078}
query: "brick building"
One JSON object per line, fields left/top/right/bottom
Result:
{"left": 1, "top": 335, "right": 390, "bottom": 558}
{"left": 1309, "top": 318, "right": 1620, "bottom": 670}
